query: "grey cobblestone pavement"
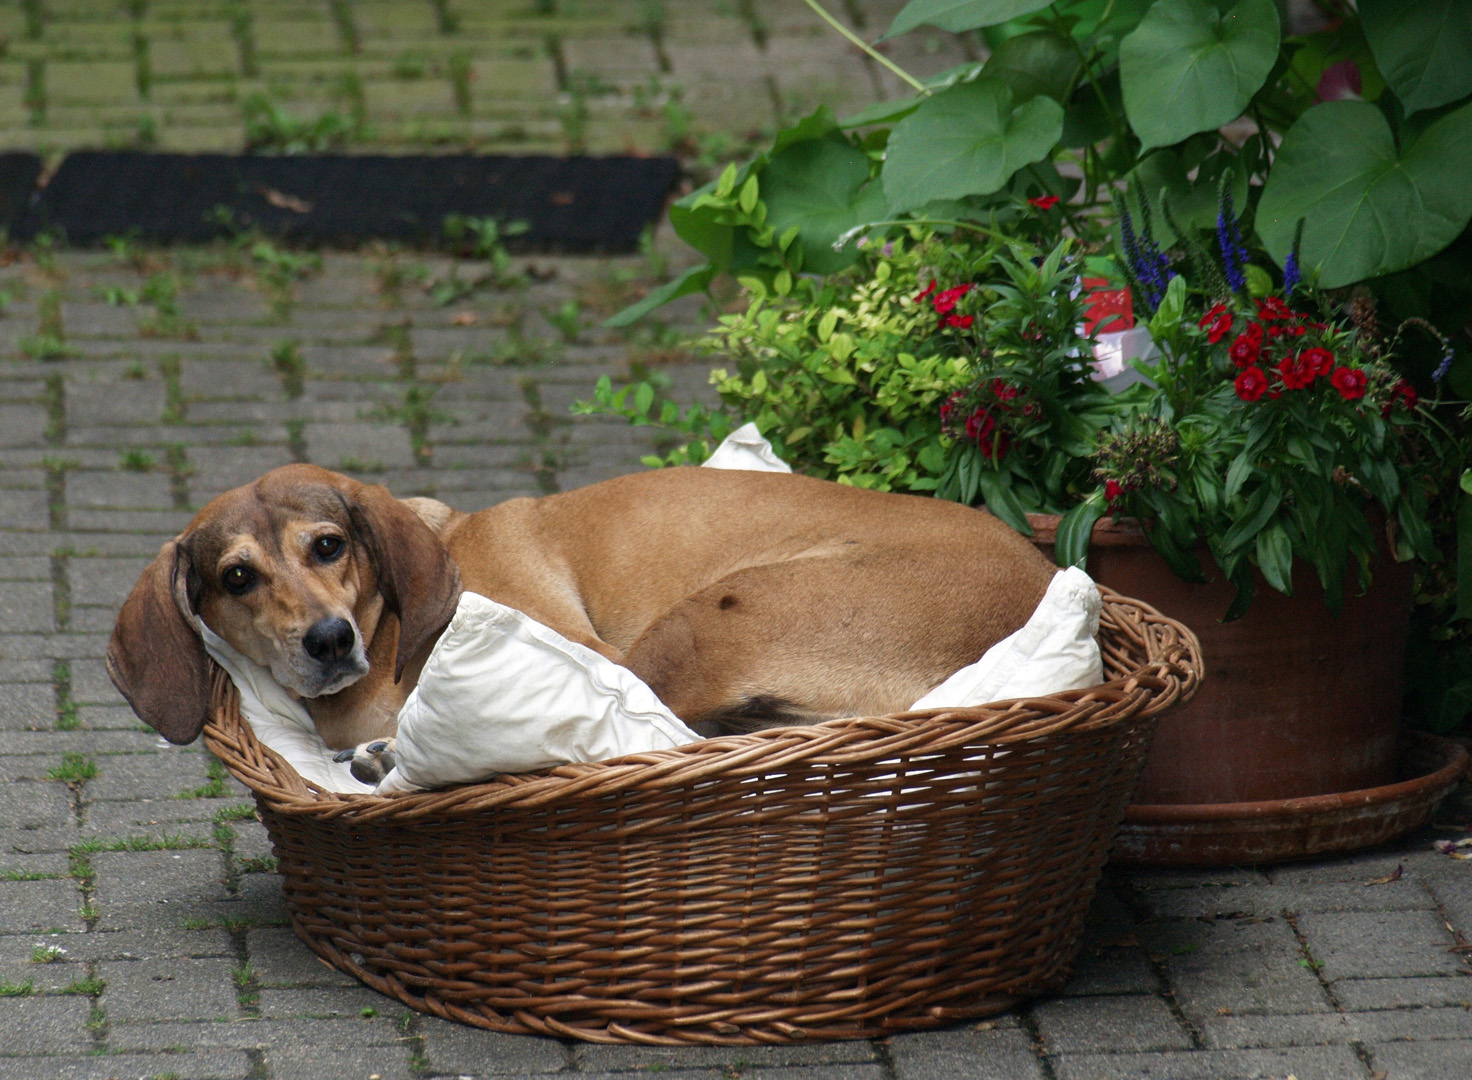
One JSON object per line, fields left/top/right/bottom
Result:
{"left": 0, "top": 2, "right": 1470, "bottom": 1079}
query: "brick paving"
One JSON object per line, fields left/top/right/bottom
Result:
{"left": 0, "top": 2, "right": 1470, "bottom": 1079}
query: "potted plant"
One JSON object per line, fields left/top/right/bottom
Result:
{"left": 593, "top": 0, "right": 1472, "bottom": 861}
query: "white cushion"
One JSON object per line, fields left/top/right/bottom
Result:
{"left": 377, "top": 593, "right": 701, "bottom": 793}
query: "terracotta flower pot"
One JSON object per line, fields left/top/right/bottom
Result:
{"left": 1028, "top": 513, "right": 1412, "bottom": 805}
{"left": 1023, "top": 513, "right": 1471, "bottom": 865}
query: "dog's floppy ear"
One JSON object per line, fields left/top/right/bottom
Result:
{"left": 107, "top": 539, "right": 213, "bottom": 744}
{"left": 348, "top": 484, "right": 462, "bottom": 681}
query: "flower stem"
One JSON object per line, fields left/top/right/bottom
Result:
{"left": 800, "top": 0, "right": 927, "bottom": 93}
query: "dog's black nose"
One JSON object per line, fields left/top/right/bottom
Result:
{"left": 303, "top": 617, "right": 356, "bottom": 664}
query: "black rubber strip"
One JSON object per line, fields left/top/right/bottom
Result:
{"left": 12, "top": 152, "right": 681, "bottom": 251}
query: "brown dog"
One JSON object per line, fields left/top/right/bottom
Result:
{"left": 108, "top": 464, "right": 1056, "bottom": 780}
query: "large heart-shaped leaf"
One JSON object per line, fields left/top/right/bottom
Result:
{"left": 1256, "top": 99, "right": 1472, "bottom": 288}
{"left": 882, "top": 78, "right": 1064, "bottom": 213}
{"left": 887, "top": 0, "right": 1053, "bottom": 38}
{"left": 1360, "top": 0, "right": 1472, "bottom": 115}
{"left": 982, "top": 30, "right": 1079, "bottom": 105}
{"left": 762, "top": 136, "right": 886, "bottom": 275}
{"left": 1120, "top": 0, "right": 1280, "bottom": 151}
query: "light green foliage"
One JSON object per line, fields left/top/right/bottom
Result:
{"left": 588, "top": 228, "right": 1104, "bottom": 504}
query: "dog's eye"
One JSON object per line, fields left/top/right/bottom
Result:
{"left": 221, "top": 567, "right": 256, "bottom": 595}
{"left": 312, "top": 535, "right": 344, "bottom": 561}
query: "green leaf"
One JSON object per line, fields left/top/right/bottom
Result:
{"left": 1220, "top": 483, "right": 1282, "bottom": 553}
{"left": 1146, "top": 520, "right": 1208, "bottom": 583}
{"left": 1222, "top": 560, "right": 1256, "bottom": 622}
{"left": 1257, "top": 99, "right": 1472, "bottom": 287}
{"left": 983, "top": 30, "right": 1080, "bottom": 105}
{"left": 976, "top": 468, "right": 1033, "bottom": 535}
{"left": 839, "top": 64, "right": 984, "bottom": 128}
{"left": 883, "top": 78, "right": 1064, "bottom": 213}
{"left": 1120, "top": 0, "right": 1280, "bottom": 151}
{"left": 1398, "top": 499, "right": 1435, "bottom": 564}
{"left": 603, "top": 263, "right": 715, "bottom": 328}
{"left": 1055, "top": 493, "right": 1106, "bottom": 569}
{"left": 887, "top": 0, "right": 1053, "bottom": 38}
{"left": 1254, "top": 523, "right": 1293, "bottom": 595}
{"left": 1148, "top": 273, "right": 1188, "bottom": 337}
{"left": 761, "top": 136, "right": 886, "bottom": 275}
{"left": 1461, "top": 469, "right": 1472, "bottom": 496}
{"left": 1360, "top": 0, "right": 1472, "bottom": 115}
{"left": 771, "top": 105, "right": 839, "bottom": 153}
{"left": 633, "top": 382, "right": 655, "bottom": 417}
{"left": 1129, "top": 148, "right": 1249, "bottom": 244}
{"left": 1457, "top": 491, "right": 1472, "bottom": 620}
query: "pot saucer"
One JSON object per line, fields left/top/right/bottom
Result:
{"left": 1112, "top": 732, "right": 1469, "bottom": 867}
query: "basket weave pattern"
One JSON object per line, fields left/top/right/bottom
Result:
{"left": 204, "top": 590, "right": 1199, "bottom": 1044}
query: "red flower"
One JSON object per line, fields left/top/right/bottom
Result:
{"left": 1206, "top": 313, "right": 1234, "bottom": 344}
{"left": 943, "top": 313, "right": 974, "bottom": 329}
{"left": 991, "top": 379, "right": 1019, "bottom": 401}
{"left": 1256, "top": 297, "right": 1292, "bottom": 321}
{"left": 1300, "top": 347, "right": 1334, "bottom": 377}
{"left": 1330, "top": 366, "right": 1367, "bottom": 401}
{"left": 1383, "top": 379, "right": 1419, "bottom": 417}
{"left": 1028, "top": 194, "right": 1060, "bottom": 210}
{"left": 1276, "top": 354, "right": 1315, "bottom": 390}
{"left": 1104, "top": 479, "right": 1123, "bottom": 503}
{"left": 1234, "top": 365, "right": 1269, "bottom": 402}
{"left": 932, "top": 283, "right": 973, "bottom": 314}
{"left": 1197, "top": 302, "right": 1229, "bottom": 330}
{"left": 1228, "top": 325, "right": 1263, "bottom": 368}
{"left": 914, "top": 279, "right": 937, "bottom": 304}
{"left": 966, "top": 408, "right": 1010, "bottom": 460}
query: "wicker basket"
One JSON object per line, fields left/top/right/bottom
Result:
{"left": 204, "top": 589, "right": 1200, "bottom": 1045}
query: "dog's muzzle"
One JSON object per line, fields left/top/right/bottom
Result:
{"left": 294, "top": 616, "right": 369, "bottom": 696}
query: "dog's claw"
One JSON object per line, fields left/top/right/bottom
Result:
{"left": 367, "top": 741, "right": 387, "bottom": 754}
{"left": 332, "top": 749, "right": 356, "bottom": 763}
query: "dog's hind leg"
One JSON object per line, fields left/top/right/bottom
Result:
{"left": 620, "top": 548, "right": 1048, "bottom": 735}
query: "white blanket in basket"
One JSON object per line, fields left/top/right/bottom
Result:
{"left": 201, "top": 424, "right": 1103, "bottom": 794}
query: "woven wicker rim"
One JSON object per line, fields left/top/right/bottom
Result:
{"left": 203, "top": 587, "right": 1203, "bottom": 821}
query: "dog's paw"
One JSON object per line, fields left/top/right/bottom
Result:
{"left": 332, "top": 738, "right": 398, "bottom": 786}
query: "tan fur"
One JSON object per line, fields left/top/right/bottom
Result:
{"left": 109, "top": 464, "right": 1056, "bottom": 750}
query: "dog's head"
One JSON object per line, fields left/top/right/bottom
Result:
{"left": 107, "top": 464, "right": 462, "bottom": 744}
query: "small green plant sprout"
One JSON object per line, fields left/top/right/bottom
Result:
{"left": 337, "top": 456, "right": 385, "bottom": 474}
{"left": 270, "top": 339, "right": 306, "bottom": 398}
{"left": 46, "top": 753, "right": 98, "bottom": 784}
{"left": 392, "top": 48, "right": 430, "bottom": 79}
{"left": 441, "top": 214, "right": 529, "bottom": 292}
{"left": 20, "top": 288, "right": 67, "bottom": 359}
{"left": 242, "top": 92, "right": 359, "bottom": 153}
{"left": 31, "top": 942, "right": 67, "bottom": 963}
{"left": 177, "top": 758, "right": 230, "bottom": 800}
{"left": 61, "top": 974, "right": 105, "bottom": 996}
{"left": 119, "top": 448, "right": 156, "bottom": 472}
{"left": 138, "top": 273, "right": 197, "bottom": 339}
{"left": 0, "top": 978, "right": 35, "bottom": 997}
{"left": 543, "top": 298, "right": 583, "bottom": 343}
{"left": 359, "top": 1006, "right": 377, "bottom": 1018}
{"left": 251, "top": 241, "right": 321, "bottom": 320}
{"left": 1, "top": 868, "right": 59, "bottom": 881}
{"left": 95, "top": 284, "right": 142, "bottom": 306}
